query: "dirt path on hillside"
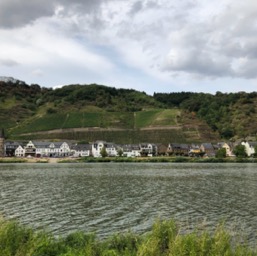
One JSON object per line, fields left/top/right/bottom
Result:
{"left": 19, "top": 125, "right": 182, "bottom": 136}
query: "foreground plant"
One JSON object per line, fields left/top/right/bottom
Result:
{"left": 0, "top": 217, "right": 256, "bottom": 256}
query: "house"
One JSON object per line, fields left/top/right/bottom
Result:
{"left": 139, "top": 143, "right": 157, "bottom": 157}
{"left": 156, "top": 144, "right": 168, "bottom": 156}
{"left": 54, "top": 142, "right": 71, "bottom": 157}
{"left": 24, "top": 141, "right": 37, "bottom": 157}
{"left": 92, "top": 141, "right": 118, "bottom": 157}
{"left": 241, "top": 141, "right": 257, "bottom": 157}
{"left": 189, "top": 144, "right": 202, "bottom": 157}
{"left": 167, "top": 143, "right": 179, "bottom": 155}
{"left": 180, "top": 144, "right": 190, "bottom": 156}
{"left": 217, "top": 142, "right": 234, "bottom": 157}
{"left": 71, "top": 144, "right": 91, "bottom": 157}
{"left": 24, "top": 141, "right": 71, "bottom": 157}
{"left": 15, "top": 145, "right": 25, "bottom": 157}
{"left": 121, "top": 144, "right": 141, "bottom": 157}
{"left": 167, "top": 143, "right": 189, "bottom": 156}
{"left": 200, "top": 143, "right": 216, "bottom": 157}
{"left": 105, "top": 142, "right": 118, "bottom": 157}
{"left": 5, "top": 141, "right": 21, "bottom": 157}
{"left": 34, "top": 142, "right": 53, "bottom": 157}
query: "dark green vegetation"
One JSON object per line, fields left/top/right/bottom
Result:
{"left": 233, "top": 145, "right": 248, "bottom": 158}
{"left": 1, "top": 79, "right": 256, "bottom": 142}
{"left": 0, "top": 217, "right": 256, "bottom": 256}
{"left": 154, "top": 91, "right": 257, "bottom": 139}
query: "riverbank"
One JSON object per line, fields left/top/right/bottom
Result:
{"left": 0, "top": 157, "right": 68, "bottom": 163}
{"left": 1, "top": 156, "right": 257, "bottom": 164}
{"left": 76, "top": 156, "right": 257, "bottom": 163}
{"left": 0, "top": 217, "right": 256, "bottom": 256}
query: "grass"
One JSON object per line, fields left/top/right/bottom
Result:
{"left": 0, "top": 119, "right": 17, "bottom": 130}
{"left": 0, "top": 218, "right": 256, "bottom": 256}
{"left": 2, "top": 156, "right": 257, "bottom": 164}
{"left": 7, "top": 108, "right": 219, "bottom": 143}
{"left": 135, "top": 109, "right": 180, "bottom": 128}
{"left": 75, "top": 156, "right": 257, "bottom": 163}
{"left": 10, "top": 112, "right": 135, "bottom": 135}
{"left": 11, "top": 126, "right": 192, "bottom": 144}
{"left": 0, "top": 97, "right": 17, "bottom": 110}
{"left": 135, "top": 110, "right": 163, "bottom": 128}
{"left": 0, "top": 158, "right": 27, "bottom": 163}
{"left": 150, "top": 109, "right": 180, "bottom": 126}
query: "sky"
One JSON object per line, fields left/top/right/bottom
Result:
{"left": 1, "top": 0, "right": 257, "bottom": 94}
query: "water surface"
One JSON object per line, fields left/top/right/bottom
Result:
{"left": 0, "top": 163, "right": 257, "bottom": 243}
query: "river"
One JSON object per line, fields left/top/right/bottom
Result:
{"left": 0, "top": 163, "right": 257, "bottom": 243}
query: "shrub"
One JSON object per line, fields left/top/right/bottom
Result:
{"left": 0, "top": 218, "right": 256, "bottom": 256}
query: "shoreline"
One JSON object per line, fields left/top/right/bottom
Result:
{"left": 1, "top": 156, "right": 257, "bottom": 164}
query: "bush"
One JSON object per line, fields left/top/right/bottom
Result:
{"left": 0, "top": 218, "right": 256, "bottom": 256}
{"left": 47, "top": 107, "right": 57, "bottom": 114}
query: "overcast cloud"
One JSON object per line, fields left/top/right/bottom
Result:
{"left": 1, "top": 0, "right": 257, "bottom": 93}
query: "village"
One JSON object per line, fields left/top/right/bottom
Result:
{"left": 1, "top": 128, "right": 257, "bottom": 159}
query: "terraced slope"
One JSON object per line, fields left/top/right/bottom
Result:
{"left": 0, "top": 78, "right": 221, "bottom": 143}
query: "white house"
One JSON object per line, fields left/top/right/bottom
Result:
{"left": 15, "top": 145, "right": 25, "bottom": 157}
{"left": 71, "top": 144, "right": 91, "bottom": 157}
{"left": 24, "top": 141, "right": 71, "bottom": 157}
{"left": 139, "top": 143, "right": 157, "bottom": 157}
{"left": 24, "top": 141, "right": 36, "bottom": 157}
{"left": 241, "top": 141, "right": 257, "bottom": 157}
{"left": 106, "top": 142, "right": 118, "bottom": 157}
{"left": 122, "top": 144, "right": 141, "bottom": 157}
{"left": 92, "top": 141, "right": 118, "bottom": 157}
{"left": 55, "top": 142, "right": 71, "bottom": 157}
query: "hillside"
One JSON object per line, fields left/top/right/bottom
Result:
{"left": 154, "top": 92, "right": 257, "bottom": 139}
{"left": 2, "top": 77, "right": 256, "bottom": 143}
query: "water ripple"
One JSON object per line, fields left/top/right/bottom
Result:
{"left": 0, "top": 163, "right": 257, "bottom": 244}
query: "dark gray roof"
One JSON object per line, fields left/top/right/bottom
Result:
{"left": 201, "top": 143, "right": 214, "bottom": 150}
{"left": 32, "top": 141, "right": 69, "bottom": 148}
{"left": 5, "top": 141, "right": 21, "bottom": 146}
{"left": 121, "top": 144, "right": 140, "bottom": 151}
{"left": 180, "top": 144, "right": 189, "bottom": 149}
{"left": 71, "top": 144, "right": 91, "bottom": 151}
{"left": 5, "top": 141, "right": 21, "bottom": 149}
{"left": 249, "top": 142, "right": 257, "bottom": 147}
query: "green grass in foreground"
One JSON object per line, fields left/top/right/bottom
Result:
{"left": 0, "top": 218, "right": 256, "bottom": 256}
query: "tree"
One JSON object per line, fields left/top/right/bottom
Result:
{"left": 220, "top": 128, "right": 234, "bottom": 139}
{"left": 117, "top": 148, "right": 123, "bottom": 157}
{"left": 254, "top": 145, "right": 257, "bottom": 158}
{"left": 100, "top": 146, "right": 108, "bottom": 158}
{"left": 233, "top": 145, "right": 247, "bottom": 158}
{"left": 216, "top": 148, "right": 226, "bottom": 158}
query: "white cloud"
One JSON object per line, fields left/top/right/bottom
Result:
{"left": 1, "top": 0, "right": 257, "bottom": 92}
{"left": 0, "top": 59, "right": 19, "bottom": 67}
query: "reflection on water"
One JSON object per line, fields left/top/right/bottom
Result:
{"left": 0, "top": 163, "right": 257, "bottom": 243}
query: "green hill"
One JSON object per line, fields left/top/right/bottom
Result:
{"left": 3, "top": 78, "right": 256, "bottom": 143}
{"left": 154, "top": 92, "right": 257, "bottom": 139}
